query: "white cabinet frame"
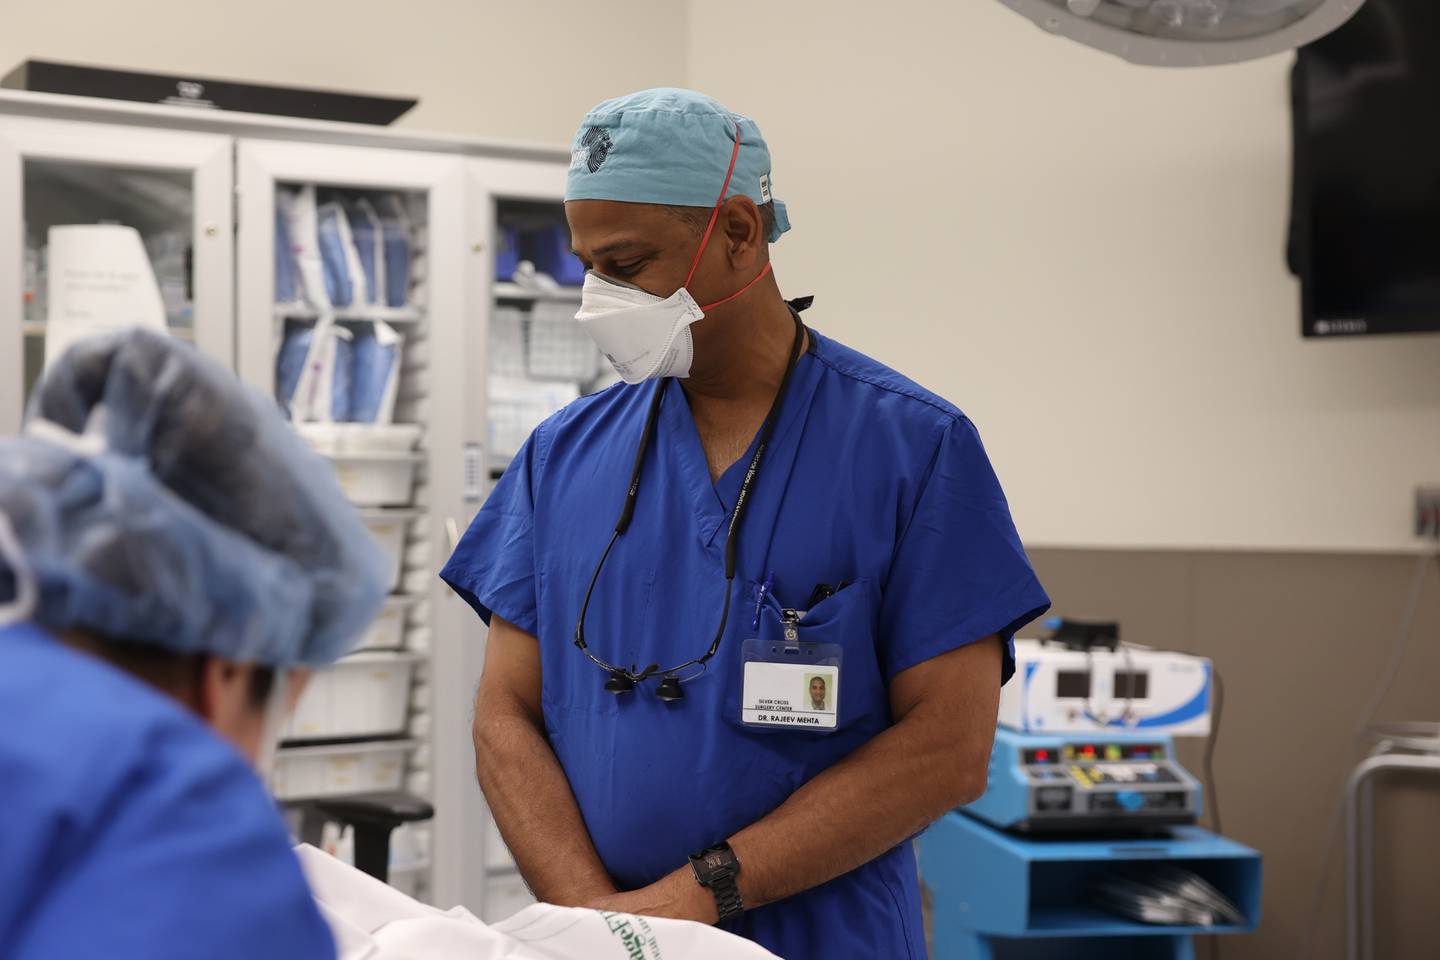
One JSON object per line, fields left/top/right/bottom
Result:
{"left": 0, "top": 116, "right": 233, "bottom": 430}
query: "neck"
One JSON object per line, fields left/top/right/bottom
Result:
{"left": 682, "top": 285, "right": 804, "bottom": 409}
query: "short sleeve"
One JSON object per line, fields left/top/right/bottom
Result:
{"left": 9, "top": 724, "right": 334, "bottom": 960}
{"left": 879, "top": 417, "right": 1051, "bottom": 685}
{"left": 439, "top": 427, "right": 543, "bottom": 634}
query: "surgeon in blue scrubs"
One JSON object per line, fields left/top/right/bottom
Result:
{"left": 442, "top": 88, "right": 1051, "bottom": 960}
{"left": 0, "top": 331, "right": 388, "bottom": 959}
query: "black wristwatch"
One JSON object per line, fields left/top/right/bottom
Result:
{"left": 689, "top": 842, "right": 744, "bottom": 922}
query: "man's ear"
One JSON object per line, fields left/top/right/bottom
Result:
{"left": 197, "top": 655, "right": 269, "bottom": 761}
{"left": 720, "top": 195, "right": 765, "bottom": 267}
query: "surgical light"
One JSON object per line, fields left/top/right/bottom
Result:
{"left": 995, "top": 0, "right": 1366, "bottom": 66}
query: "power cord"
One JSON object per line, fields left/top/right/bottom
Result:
{"left": 1355, "top": 552, "right": 1433, "bottom": 737}
{"left": 1203, "top": 669, "right": 1226, "bottom": 837}
{"left": 1201, "top": 668, "right": 1226, "bottom": 960}
{"left": 1297, "top": 551, "right": 1434, "bottom": 959}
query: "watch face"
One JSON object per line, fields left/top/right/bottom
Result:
{"left": 692, "top": 844, "right": 735, "bottom": 884}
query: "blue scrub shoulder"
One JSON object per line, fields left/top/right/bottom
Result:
{"left": 809, "top": 331, "right": 967, "bottom": 425}
{"left": 0, "top": 622, "right": 332, "bottom": 960}
{"left": 532, "top": 330, "right": 976, "bottom": 482}
{"left": 523, "top": 378, "right": 656, "bottom": 482}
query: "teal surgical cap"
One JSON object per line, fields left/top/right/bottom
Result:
{"left": 564, "top": 87, "right": 791, "bottom": 243}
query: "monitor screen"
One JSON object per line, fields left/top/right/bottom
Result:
{"left": 1056, "top": 670, "right": 1091, "bottom": 699}
{"left": 1291, "top": 0, "right": 1440, "bottom": 337}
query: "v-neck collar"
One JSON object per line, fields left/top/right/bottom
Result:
{"left": 660, "top": 331, "right": 823, "bottom": 547}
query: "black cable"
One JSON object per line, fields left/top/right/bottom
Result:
{"left": 1296, "top": 551, "right": 1434, "bottom": 960}
{"left": 1203, "top": 669, "right": 1225, "bottom": 836}
{"left": 1355, "top": 552, "right": 1432, "bottom": 738}
{"left": 1200, "top": 667, "right": 1228, "bottom": 960}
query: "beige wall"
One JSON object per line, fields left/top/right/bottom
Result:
{"left": 688, "top": 0, "right": 1440, "bottom": 554}
{"left": 15, "top": 0, "right": 1440, "bottom": 551}
{"left": 0, "top": 0, "right": 687, "bottom": 144}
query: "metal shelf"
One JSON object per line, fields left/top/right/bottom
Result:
{"left": 23, "top": 321, "right": 195, "bottom": 341}
{"left": 274, "top": 303, "right": 424, "bottom": 324}
{"left": 493, "top": 281, "right": 581, "bottom": 303}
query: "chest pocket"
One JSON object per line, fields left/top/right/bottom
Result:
{"left": 724, "top": 577, "right": 887, "bottom": 741}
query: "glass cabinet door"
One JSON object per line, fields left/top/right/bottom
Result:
{"left": 236, "top": 138, "right": 471, "bottom": 907}
{"left": 0, "top": 116, "right": 232, "bottom": 430}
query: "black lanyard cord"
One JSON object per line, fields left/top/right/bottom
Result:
{"left": 573, "top": 309, "right": 806, "bottom": 685}
{"left": 615, "top": 379, "right": 668, "bottom": 536}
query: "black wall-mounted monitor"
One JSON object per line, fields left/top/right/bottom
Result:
{"left": 1290, "top": 0, "right": 1440, "bottom": 338}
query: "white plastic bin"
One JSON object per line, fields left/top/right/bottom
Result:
{"left": 354, "top": 595, "right": 417, "bottom": 651}
{"left": 285, "top": 652, "right": 421, "bottom": 741}
{"left": 272, "top": 739, "right": 415, "bottom": 800}
{"left": 487, "top": 376, "right": 580, "bottom": 461}
{"left": 359, "top": 509, "right": 421, "bottom": 592}
{"left": 330, "top": 454, "right": 420, "bottom": 507}
{"left": 296, "top": 423, "right": 422, "bottom": 455}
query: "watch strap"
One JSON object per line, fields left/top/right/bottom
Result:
{"left": 709, "top": 871, "right": 744, "bottom": 922}
{"left": 689, "top": 843, "right": 744, "bottom": 922}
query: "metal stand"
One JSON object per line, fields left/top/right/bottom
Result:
{"left": 1345, "top": 725, "right": 1440, "bottom": 960}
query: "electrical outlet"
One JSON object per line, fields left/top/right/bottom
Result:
{"left": 1415, "top": 486, "right": 1440, "bottom": 539}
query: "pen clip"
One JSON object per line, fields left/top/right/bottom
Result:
{"left": 752, "top": 571, "right": 775, "bottom": 631}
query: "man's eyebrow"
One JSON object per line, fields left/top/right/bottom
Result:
{"left": 572, "top": 239, "right": 645, "bottom": 259}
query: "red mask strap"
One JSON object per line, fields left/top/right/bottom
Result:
{"left": 683, "top": 121, "right": 744, "bottom": 291}
{"left": 700, "top": 261, "right": 772, "bottom": 313}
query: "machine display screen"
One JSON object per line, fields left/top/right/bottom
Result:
{"left": 1113, "top": 670, "right": 1149, "bottom": 699}
{"left": 1055, "top": 671, "right": 1090, "bottom": 699}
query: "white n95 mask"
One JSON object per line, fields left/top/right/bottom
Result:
{"left": 575, "top": 271, "right": 706, "bottom": 384}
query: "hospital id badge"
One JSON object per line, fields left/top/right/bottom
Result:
{"left": 740, "top": 623, "right": 843, "bottom": 730}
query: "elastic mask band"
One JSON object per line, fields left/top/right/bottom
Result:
{"left": 683, "top": 121, "right": 746, "bottom": 291}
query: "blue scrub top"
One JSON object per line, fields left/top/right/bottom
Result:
{"left": 443, "top": 328, "right": 1049, "bottom": 959}
{"left": 0, "top": 622, "right": 334, "bottom": 960}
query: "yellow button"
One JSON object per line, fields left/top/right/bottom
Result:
{"left": 1105, "top": 745, "right": 1122, "bottom": 761}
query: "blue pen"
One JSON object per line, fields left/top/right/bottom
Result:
{"left": 753, "top": 571, "right": 775, "bottom": 630}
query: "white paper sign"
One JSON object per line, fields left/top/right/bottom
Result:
{"left": 742, "top": 661, "right": 839, "bottom": 729}
{"left": 44, "top": 225, "right": 167, "bottom": 370}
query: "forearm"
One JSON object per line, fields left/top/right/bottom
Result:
{"left": 604, "top": 705, "right": 989, "bottom": 923}
{"left": 730, "top": 703, "right": 984, "bottom": 910}
{"left": 474, "top": 708, "right": 616, "bottom": 905}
